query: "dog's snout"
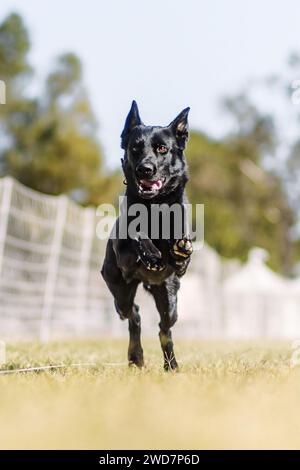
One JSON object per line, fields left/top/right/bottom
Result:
{"left": 136, "top": 161, "right": 157, "bottom": 178}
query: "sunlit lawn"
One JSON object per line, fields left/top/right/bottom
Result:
{"left": 0, "top": 339, "right": 299, "bottom": 449}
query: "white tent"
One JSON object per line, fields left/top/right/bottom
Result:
{"left": 223, "top": 248, "right": 300, "bottom": 338}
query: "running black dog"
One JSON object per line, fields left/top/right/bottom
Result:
{"left": 101, "top": 101, "right": 193, "bottom": 370}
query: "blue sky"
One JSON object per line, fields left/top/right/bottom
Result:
{"left": 1, "top": 0, "right": 300, "bottom": 168}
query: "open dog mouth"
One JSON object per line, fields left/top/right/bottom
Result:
{"left": 138, "top": 178, "right": 165, "bottom": 195}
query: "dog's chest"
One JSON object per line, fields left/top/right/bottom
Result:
{"left": 133, "top": 262, "right": 174, "bottom": 285}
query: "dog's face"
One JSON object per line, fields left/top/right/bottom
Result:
{"left": 121, "top": 101, "right": 190, "bottom": 199}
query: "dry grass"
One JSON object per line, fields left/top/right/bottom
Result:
{"left": 0, "top": 338, "right": 299, "bottom": 449}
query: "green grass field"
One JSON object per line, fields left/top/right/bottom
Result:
{"left": 0, "top": 339, "right": 299, "bottom": 449}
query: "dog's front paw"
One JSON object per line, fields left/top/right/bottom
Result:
{"left": 140, "top": 253, "right": 165, "bottom": 272}
{"left": 136, "top": 237, "right": 165, "bottom": 272}
{"left": 171, "top": 237, "right": 193, "bottom": 260}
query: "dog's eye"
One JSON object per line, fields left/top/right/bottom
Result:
{"left": 157, "top": 145, "right": 168, "bottom": 155}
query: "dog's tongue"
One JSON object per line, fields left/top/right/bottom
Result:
{"left": 140, "top": 179, "right": 163, "bottom": 190}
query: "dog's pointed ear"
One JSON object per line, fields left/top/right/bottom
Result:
{"left": 121, "top": 100, "right": 143, "bottom": 149}
{"left": 168, "top": 107, "right": 190, "bottom": 149}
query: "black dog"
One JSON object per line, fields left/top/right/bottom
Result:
{"left": 101, "top": 101, "right": 193, "bottom": 370}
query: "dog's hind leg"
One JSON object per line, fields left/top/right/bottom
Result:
{"left": 114, "top": 282, "right": 143, "bottom": 368}
{"left": 150, "top": 275, "right": 180, "bottom": 371}
{"left": 114, "top": 280, "right": 144, "bottom": 368}
{"left": 127, "top": 303, "right": 144, "bottom": 368}
{"left": 101, "top": 264, "right": 143, "bottom": 367}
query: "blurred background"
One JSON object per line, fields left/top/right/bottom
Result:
{"left": 1, "top": 1, "right": 300, "bottom": 339}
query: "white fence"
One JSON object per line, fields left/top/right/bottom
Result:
{"left": 0, "top": 176, "right": 300, "bottom": 340}
{"left": 0, "top": 176, "right": 110, "bottom": 340}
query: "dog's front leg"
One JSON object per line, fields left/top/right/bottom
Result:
{"left": 134, "top": 233, "right": 165, "bottom": 272}
{"left": 169, "top": 236, "right": 193, "bottom": 277}
{"left": 113, "top": 235, "right": 164, "bottom": 282}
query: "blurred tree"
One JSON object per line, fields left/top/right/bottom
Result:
{"left": 186, "top": 121, "right": 294, "bottom": 274}
{"left": 0, "top": 12, "right": 31, "bottom": 84}
{"left": 0, "top": 12, "right": 32, "bottom": 172}
{"left": 224, "top": 93, "right": 294, "bottom": 274}
{"left": 254, "top": 53, "right": 300, "bottom": 272}
{"left": 0, "top": 13, "right": 122, "bottom": 205}
{"left": 222, "top": 93, "right": 276, "bottom": 156}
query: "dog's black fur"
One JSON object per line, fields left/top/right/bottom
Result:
{"left": 101, "top": 101, "right": 192, "bottom": 370}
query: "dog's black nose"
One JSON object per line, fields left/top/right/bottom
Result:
{"left": 136, "top": 161, "right": 156, "bottom": 178}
